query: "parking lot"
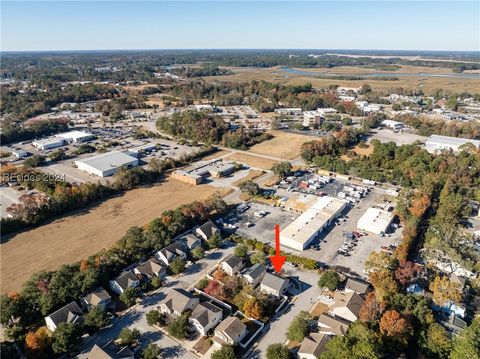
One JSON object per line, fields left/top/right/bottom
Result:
{"left": 227, "top": 175, "right": 402, "bottom": 277}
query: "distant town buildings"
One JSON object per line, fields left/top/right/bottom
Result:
{"left": 425, "top": 134, "right": 480, "bottom": 154}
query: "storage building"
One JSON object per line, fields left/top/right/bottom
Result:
{"left": 280, "top": 196, "right": 347, "bottom": 251}
{"left": 57, "top": 130, "right": 94, "bottom": 143}
{"left": 32, "top": 137, "right": 66, "bottom": 150}
{"left": 357, "top": 207, "right": 394, "bottom": 235}
{"left": 425, "top": 135, "right": 480, "bottom": 154}
{"left": 75, "top": 150, "right": 139, "bottom": 177}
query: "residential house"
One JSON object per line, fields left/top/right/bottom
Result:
{"left": 243, "top": 264, "right": 267, "bottom": 287}
{"left": 260, "top": 272, "right": 289, "bottom": 297}
{"left": 80, "top": 341, "right": 135, "bottom": 359}
{"left": 81, "top": 287, "right": 112, "bottom": 311}
{"left": 195, "top": 220, "right": 220, "bottom": 241}
{"left": 45, "top": 301, "right": 83, "bottom": 332}
{"left": 298, "top": 333, "right": 331, "bottom": 359}
{"left": 449, "top": 273, "right": 467, "bottom": 291}
{"left": 133, "top": 258, "right": 166, "bottom": 281}
{"left": 214, "top": 316, "right": 247, "bottom": 345}
{"left": 189, "top": 302, "right": 223, "bottom": 336}
{"left": 220, "top": 255, "right": 244, "bottom": 276}
{"left": 109, "top": 271, "right": 140, "bottom": 295}
{"left": 330, "top": 291, "right": 365, "bottom": 322}
{"left": 180, "top": 233, "right": 203, "bottom": 250}
{"left": 317, "top": 313, "right": 350, "bottom": 336}
{"left": 344, "top": 277, "right": 370, "bottom": 295}
{"left": 155, "top": 241, "right": 188, "bottom": 267}
{"left": 159, "top": 288, "right": 199, "bottom": 317}
{"left": 442, "top": 314, "right": 467, "bottom": 335}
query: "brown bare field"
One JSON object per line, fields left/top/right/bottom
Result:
{"left": 248, "top": 130, "right": 312, "bottom": 160}
{"left": 0, "top": 179, "right": 230, "bottom": 294}
{"left": 232, "top": 170, "right": 265, "bottom": 186}
{"left": 225, "top": 153, "right": 278, "bottom": 170}
{"left": 201, "top": 149, "right": 232, "bottom": 161}
{"left": 208, "top": 66, "right": 480, "bottom": 95}
{"left": 352, "top": 144, "right": 374, "bottom": 156}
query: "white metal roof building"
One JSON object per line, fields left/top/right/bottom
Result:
{"left": 32, "top": 137, "right": 66, "bottom": 150}
{"left": 357, "top": 207, "right": 394, "bottom": 236}
{"left": 57, "top": 130, "right": 94, "bottom": 143}
{"left": 75, "top": 150, "right": 139, "bottom": 177}
{"left": 425, "top": 135, "right": 480, "bottom": 154}
{"left": 381, "top": 119, "right": 404, "bottom": 130}
{"left": 280, "top": 196, "right": 347, "bottom": 251}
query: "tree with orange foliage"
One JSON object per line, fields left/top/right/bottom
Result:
{"left": 25, "top": 327, "right": 52, "bottom": 357}
{"left": 394, "top": 261, "right": 420, "bottom": 287}
{"left": 359, "top": 292, "right": 386, "bottom": 323}
{"left": 243, "top": 297, "right": 263, "bottom": 320}
{"left": 379, "top": 310, "right": 413, "bottom": 346}
{"left": 409, "top": 193, "right": 431, "bottom": 218}
{"left": 429, "top": 276, "right": 462, "bottom": 306}
{"left": 79, "top": 259, "right": 89, "bottom": 272}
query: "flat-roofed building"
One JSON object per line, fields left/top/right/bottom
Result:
{"left": 381, "top": 119, "right": 404, "bottom": 131}
{"left": 357, "top": 207, "right": 394, "bottom": 236}
{"left": 280, "top": 196, "right": 347, "bottom": 251}
{"left": 172, "top": 159, "right": 235, "bottom": 185}
{"left": 75, "top": 150, "right": 139, "bottom": 177}
{"left": 425, "top": 134, "right": 480, "bottom": 154}
{"left": 32, "top": 137, "right": 66, "bottom": 150}
{"left": 57, "top": 130, "right": 94, "bottom": 143}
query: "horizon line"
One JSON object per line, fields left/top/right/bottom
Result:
{"left": 2, "top": 48, "right": 480, "bottom": 54}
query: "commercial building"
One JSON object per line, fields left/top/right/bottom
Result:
{"left": 32, "top": 137, "right": 66, "bottom": 150}
{"left": 381, "top": 119, "right": 404, "bottom": 131}
{"left": 32, "top": 130, "right": 94, "bottom": 150}
{"left": 425, "top": 135, "right": 480, "bottom": 154}
{"left": 57, "top": 130, "right": 94, "bottom": 143}
{"left": 280, "top": 196, "right": 347, "bottom": 251}
{"left": 357, "top": 207, "right": 394, "bottom": 236}
{"left": 75, "top": 150, "right": 139, "bottom": 177}
{"left": 172, "top": 159, "right": 235, "bottom": 185}
{"left": 303, "top": 108, "right": 338, "bottom": 127}
{"left": 274, "top": 108, "right": 303, "bottom": 116}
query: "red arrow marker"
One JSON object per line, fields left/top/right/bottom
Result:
{"left": 269, "top": 224, "right": 286, "bottom": 273}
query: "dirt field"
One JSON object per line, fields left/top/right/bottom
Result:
{"left": 0, "top": 179, "right": 229, "bottom": 294}
{"left": 208, "top": 66, "right": 480, "bottom": 94}
{"left": 352, "top": 144, "right": 374, "bottom": 156}
{"left": 225, "top": 153, "right": 278, "bottom": 170}
{"left": 201, "top": 149, "right": 232, "bottom": 161}
{"left": 248, "top": 130, "right": 312, "bottom": 160}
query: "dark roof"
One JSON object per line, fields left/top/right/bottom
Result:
{"left": 114, "top": 271, "right": 139, "bottom": 291}
{"left": 261, "top": 272, "right": 289, "bottom": 291}
{"left": 345, "top": 277, "right": 370, "bottom": 294}
{"left": 160, "top": 241, "right": 187, "bottom": 260}
{"left": 83, "top": 287, "right": 111, "bottom": 306}
{"left": 223, "top": 254, "right": 243, "bottom": 269}
{"left": 86, "top": 341, "right": 134, "bottom": 359}
{"left": 244, "top": 264, "right": 266, "bottom": 281}
{"left": 46, "top": 301, "right": 83, "bottom": 327}
{"left": 190, "top": 302, "right": 222, "bottom": 327}
{"left": 197, "top": 220, "right": 219, "bottom": 238}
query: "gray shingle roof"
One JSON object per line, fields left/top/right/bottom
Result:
{"left": 318, "top": 313, "right": 350, "bottom": 335}
{"left": 190, "top": 302, "right": 222, "bottom": 327}
{"left": 345, "top": 277, "right": 370, "bottom": 294}
{"left": 244, "top": 264, "right": 266, "bottom": 281}
{"left": 197, "top": 220, "right": 219, "bottom": 238}
{"left": 160, "top": 242, "right": 187, "bottom": 260}
{"left": 135, "top": 259, "right": 166, "bottom": 277}
{"left": 299, "top": 333, "right": 330, "bottom": 357}
{"left": 223, "top": 254, "right": 243, "bottom": 268}
{"left": 114, "top": 271, "right": 138, "bottom": 291}
{"left": 261, "top": 272, "right": 289, "bottom": 291}
{"left": 47, "top": 301, "right": 83, "bottom": 327}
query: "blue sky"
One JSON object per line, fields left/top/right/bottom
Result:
{"left": 1, "top": 1, "right": 479, "bottom": 51}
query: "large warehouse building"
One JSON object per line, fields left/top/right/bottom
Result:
{"left": 357, "top": 207, "right": 394, "bottom": 236}
{"left": 75, "top": 150, "right": 139, "bottom": 177}
{"left": 425, "top": 134, "right": 480, "bottom": 154}
{"left": 32, "top": 130, "right": 94, "bottom": 150}
{"left": 280, "top": 196, "right": 347, "bottom": 251}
